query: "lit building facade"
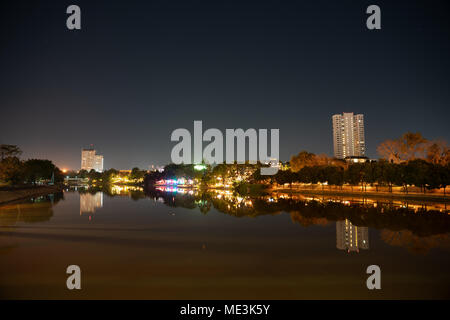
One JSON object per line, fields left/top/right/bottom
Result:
{"left": 81, "top": 148, "right": 104, "bottom": 172}
{"left": 336, "top": 219, "right": 369, "bottom": 253}
{"left": 332, "top": 112, "right": 365, "bottom": 159}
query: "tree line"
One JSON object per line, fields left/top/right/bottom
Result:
{"left": 142, "top": 152, "right": 450, "bottom": 195}
{"left": 0, "top": 145, "right": 64, "bottom": 185}
{"left": 270, "top": 132, "right": 450, "bottom": 194}
{"left": 67, "top": 167, "right": 147, "bottom": 185}
{"left": 266, "top": 159, "right": 449, "bottom": 194}
{"left": 377, "top": 132, "right": 449, "bottom": 165}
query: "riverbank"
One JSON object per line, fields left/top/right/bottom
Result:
{"left": 0, "top": 185, "right": 63, "bottom": 205}
{"left": 272, "top": 187, "right": 449, "bottom": 202}
{"left": 152, "top": 183, "right": 449, "bottom": 202}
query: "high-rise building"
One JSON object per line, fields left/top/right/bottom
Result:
{"left": 94, "top": 154, "right": 103, "bottom": 172}
{"left": 332, "top": 112, "right": 365, "bottom": 159}
{"left": 81, "top": 148, "right": 104, "bottom": 172}
{"left": 336, "top": 219, "right": 369, "bottom": 253}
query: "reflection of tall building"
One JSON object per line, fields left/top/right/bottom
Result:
{"left": 336, "top": 219, "right": 369, "bottom": 252}
{"left": 81, "top": 148, "right": 104, "bottom": 172}
{"left": 80, "top": 192, "right": 103, "bottom": 215}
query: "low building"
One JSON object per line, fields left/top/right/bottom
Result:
{"left": 344, "top": 156, "right": 369, "bottom": 163}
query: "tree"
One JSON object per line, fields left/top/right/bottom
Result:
{"left": 274, "top": 170, "right": 292, "bottom": 187}
{"left": 345, "top": 163, "right": 364, "bottom": 191}
{"left": 362, "top": 162, "right": 377, "bottom": 191}
{"left": 407, "top": 159, "right": 431, "bottom": 193}
{"left": 426, "top": 140, "right": 450, "bottom": 166}
{"left": 377, "top": 139, "right": 402, "bottom": 163}
{"left": 0, "top": 157, "right": 24, "bottom": 185}
{"left": 212, "top": 163, "right": 229, "bottom": 182}
{"left": 78, "top": 169, "right": 88, "bottom": 178}
{"left": 400, "top": 132, "right": 427, "bottom": 160}
{"left": 102, "top": 168, "right": 118, "bottom": 183}
{"left": 130, "top": 167, "right": 145, "bottom": 180}
{"left": 143, "top": 170, "right": 164, "bottom": 187}
{"left": 377, "top": 132, "right": 428, "bottom": 163}
{"left": 326, "top": 166, "right": 344, "bottom": 188}
{"left": 23, "top": 159, "right": 56, "bottom": 184}
{"left": 0, "top": 144, "right": 22, "bottom": 160}
{"left": 65, "top": 170, "right": 79, "bottom": 178}
{"left": 428, "top": 164, "right": 450, "bottom": 196}
{"left": 374, "top": 160, "right": 396, "bottom": 192}
{"left": 54, "top": 167, "right": 65, "bottom": 183}
{"left": 290, "top": 151, "right": 318, "bottom": 172}
{"left": 87, "top": 169, "right": 102, "bottom": 182}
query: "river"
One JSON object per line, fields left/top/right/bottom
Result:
{"left": 0, "top": 186, "right": 449, "bottom": 299}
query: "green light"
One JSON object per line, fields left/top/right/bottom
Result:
{"left": 194, "top": 164, "right": 207, "bottom": 171}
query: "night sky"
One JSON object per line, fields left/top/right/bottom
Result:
{"left": 1, "top": 0, "right": 449, "bottom": 170}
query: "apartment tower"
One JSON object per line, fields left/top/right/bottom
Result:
{"left": 332, "top": 112, "right": 365, "bottom": 159}
{"left": 81, "top": 148, "right": 104, "bottom": 172}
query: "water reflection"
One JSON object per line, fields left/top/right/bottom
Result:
{"left": 0, "top": 193, "right": 64, "bottom": 227}
{"left": 336, "top": 219, "right": 369, "bottom": 253}
{"left": 380, "top": 230, "right": 450, "bottom": 254}
{"left": 80, "top": 192, "right": 103, "bottom": 215}
{"left": 144, "top": 187, "right": 450, "bottom": 254}
{"left": 0, "top": 193, "right": 64, "bottom": 252}
{"left": 1, "top": 187, "right": 450, "bottom": 254}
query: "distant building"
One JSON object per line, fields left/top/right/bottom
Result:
{"left": 344, "top": 156, "right": 369, "bottom": 164}
{"left": 336, "top": 219, "right": 369, "bottom": 253}
{"left": 332, "top": 112, "right": 365, "bottom": 159}
{"left": 263, "top": 158, "right": 283, "bottom": 170}
{"left": 81, "top": 148, "right": 104, "bottom": 172}
{"left": 149, "top": 165, "right": 164, "bottom": 173}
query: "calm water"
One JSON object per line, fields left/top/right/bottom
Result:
{"left": 1, "top": 187, "right": 449, "bottom": 299}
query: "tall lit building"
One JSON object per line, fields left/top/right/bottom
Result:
{"left": 332, "top": 112, "right": 365, "bottom": 159}
{"left": 81, "top": 148, "right": 104, "bottom": 172}
{"left": 336, "top": 219, "right": 369, "bottom": 253}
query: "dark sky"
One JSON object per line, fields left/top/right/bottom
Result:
{"left": 1, "top": 0, "right": 449, "bottom": 170}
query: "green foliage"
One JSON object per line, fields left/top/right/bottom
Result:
{"left": 0, "top": 157, "right": 24, "bottom": 184}
{"left": 130, "top": 167, "right": 145, "bottom": 180}
{"left": 142, "top": 157, "right": 450, "bottom": 194}
{"left": 267, "top": 160, "right": 450, "bottom": 194}
{"left": 77, "top": 169, "right": 88, "bottom": 178}
{"left": 101, "top": 168, "right": 118, "bottom": 183}
{"left": 23, "top": 159, "right": 56, "bottom": 184}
